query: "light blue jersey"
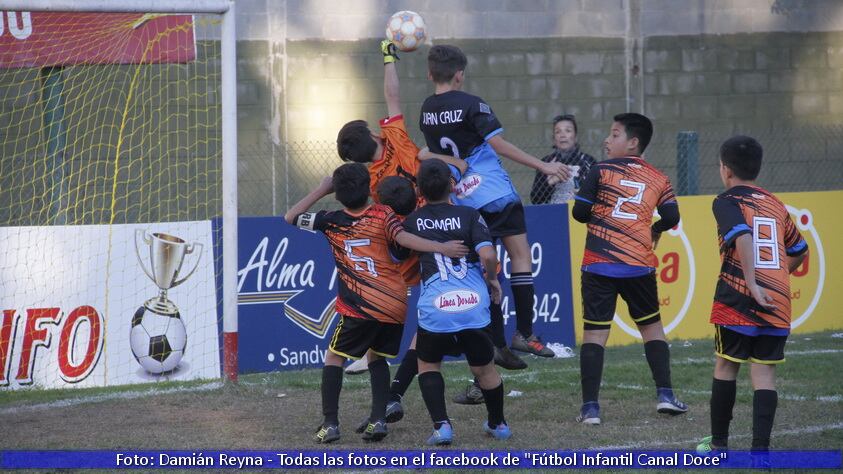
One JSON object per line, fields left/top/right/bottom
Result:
{"left": 417, "top": 261, "right": 491, "bottom": 333}
{"left": 451, "top": 141, "right": 518, "bottom": 210}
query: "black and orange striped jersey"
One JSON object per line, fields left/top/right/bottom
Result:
{"left": 575, "top": 157, "right": 677, "bottom": 271}
{"left": 710, "top": 185, "right": 807, "bottom": 329}
{"left": 369, "top": 115, "right": 425, "bottom": 209}
{"left": 293, "top": 204, "right": 408, "bottom": 324}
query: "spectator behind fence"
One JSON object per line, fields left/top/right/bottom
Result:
{"left": 530, "top": 114, "right": 597, "bottom": 204}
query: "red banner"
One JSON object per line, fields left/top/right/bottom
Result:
{"left": 0, "top": 12, "right": 195, "bottom": 68}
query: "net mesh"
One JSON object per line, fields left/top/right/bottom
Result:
{"left": 0, "top": 12, "right": 222, "bottom": 389}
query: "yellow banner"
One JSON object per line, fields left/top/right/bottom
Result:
{"left": 567, "top": 190, "right": 842, "bottom": 346}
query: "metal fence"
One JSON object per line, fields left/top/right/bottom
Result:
{"left": 239, "top": 125, "right": 843, "bottom": 216}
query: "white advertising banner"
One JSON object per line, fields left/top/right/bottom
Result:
{"left": 0, "top": 221, "right": 220, "bottom": 390}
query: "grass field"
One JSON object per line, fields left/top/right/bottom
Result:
{"left": 2, "top": 330, "right": 841, "bottom": 461}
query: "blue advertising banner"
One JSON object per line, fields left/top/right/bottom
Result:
{"left": 235, "top": 204, "right": 574, "bottom": 374}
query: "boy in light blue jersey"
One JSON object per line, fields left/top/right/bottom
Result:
{"left": 402, "top": 158, "right": 511, "bottom": 446}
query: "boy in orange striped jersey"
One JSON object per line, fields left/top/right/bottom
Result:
{"left": 697, "top": 136, "right": 808, "bottom": 455}
{"left": 572, "top": 113, "right": 687, "bottom": 424}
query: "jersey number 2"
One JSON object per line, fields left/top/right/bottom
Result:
{"left": 612, "top": 180, "right": 646, "bottom": 220}
{"left": 344, "top": 239, "right": 377, "bottom": 277}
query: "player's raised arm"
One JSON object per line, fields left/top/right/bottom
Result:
{"left": 487, "top": 134, "right": 571, "bottom": 182}
{"left": 284, "top": 176, "right": 333, "bottom": 224}
{"left": 417, "top": 146, "right": 468, "bottom": 175}
{"left": 382, "top": 40, "right": 401, "bottom": 118}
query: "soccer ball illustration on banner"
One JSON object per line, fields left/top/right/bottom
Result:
{"left": 386, "top": 11, "right": 426, "bottom": 52}
{"left": 130, "top": 307, "right": 187, "bottom": 374}
{"left": 132, "top": 229, "right": 203, "bottom": 374}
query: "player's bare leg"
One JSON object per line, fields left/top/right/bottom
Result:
{"left": 502, "top": 233, "right": 553, "bottom": 357}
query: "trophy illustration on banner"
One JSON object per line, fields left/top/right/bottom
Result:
{"left": 130, "top": 230, "right": 203, "bottom": 374}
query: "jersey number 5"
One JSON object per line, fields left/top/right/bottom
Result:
{"left": 345, "top": 239, "right": 377, "bottom": 277}
{"left": 612, "top": 180, "right": 646, "bottom": 220}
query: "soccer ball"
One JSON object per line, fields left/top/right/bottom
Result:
{"left": 129, "top": 306, "right": 187, "bottom": 374}
{"left": 385, "top": 10, "right": 426, "bottom": 52}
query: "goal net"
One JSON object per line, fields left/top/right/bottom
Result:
{"left": 0, "top": 8, "right": 232, "bottom": 389}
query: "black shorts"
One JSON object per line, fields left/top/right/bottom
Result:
{"left": 328, "top": 315, "right": 404, "bottom": 359}
{"left": 714, "top": 325, "right": 787, "bottom": 364}
{"left": 416, "top": 327, "right": 494, "bottom": 366}
{"left": 479, "top": 200, "right": 527, "bottom": 238}
{"left": 581, "top": 271, "right": 661, "bottom": 330}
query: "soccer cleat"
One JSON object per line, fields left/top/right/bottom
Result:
{"left": 452, "top": 381, "right": 484, "bottom": 405}
{"left": 696, "top": 436, "right": 726, "bottom": 455}
{"left": 361, "top": 419, "right": 388, "bottom": 442}
{"left": 576, "top": 402, "right": 601, "bottom": 425}
{"left": 426, "top": 422, "right": 453, "bottom": 446}
{"left": 345, "top": 357, "right": 369, "bottom": 375}
{"left": 511, "top": 331, "right": 555, "bottom": 357}
{"left": 314, "top": 424, "right": 340, "bottom": 443}
{"left": 494, "top": 346, "right": 528, "bottom": 370}
{"left": 483, "top": 422, "right": 512, "bottom": 440}
{"left": 385, "top": 400, "right": 404, "bottom": 423}
{"left": 656, "top": 388, "right": 689, "bottom": 415}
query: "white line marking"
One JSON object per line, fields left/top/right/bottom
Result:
{"left": 591, "top": 422, "right": 843, "bottom": 450}
{"left": 0, "top": 381, "right": 223, "bottom": 415}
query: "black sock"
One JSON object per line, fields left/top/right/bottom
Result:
{"left": 418, "top": 372, "right": 448, "bottom": 427}
{"left": 480, "top": 381, "right": 506, "bottom": 427}
{"left": 321, "top": 365, "right": 343, "bottom": 426}
{"left": 510, "top": 272, "right": 534, "bottom": 336}
{"left": 752, "top": 389, "right": 778, "bottom": 451}
{"left": 389, "top": 350, "right": 417, "bottom": 402}
{"left": 710, "top": 378, "right": 736, "bottom": 447}
{"left": 644, "top": 340, "right": 672, "bottom": 389}
{"left": 580, "top": 343, "right": 604, "bottom": 403}
{"left": 367, "top": 358, "right": 390, "bottom": 422}
{"left": 488, "top": 302, "right": 507, "bottom": 348}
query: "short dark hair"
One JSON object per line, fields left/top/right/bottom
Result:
{"left": 332, "top": 163, "right": 370, "bottom": 209}
{"left": 553, "top": 114, "right": 578, "bottom": 134}
{"left": 377, "top": 176, "right": 417, "bottom": 216}
{"left": 337, "top": 120, "right": 377, "bottom": 163}
{"left": 720, "top": 135, "right": 763, "bottom": 180}
{"left": 417, "top": 158, "right": 452, "bottom": 202}
{"left": 613, "top": 113, "right": 653, "bottom": 154}
{"left": 428, "top": 45, "right": 467, "bottom": 84}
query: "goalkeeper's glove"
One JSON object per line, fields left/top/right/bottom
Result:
{"left": 381, "top": 39, "right": 399, "bottom": 64}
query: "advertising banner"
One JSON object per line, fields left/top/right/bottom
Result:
{"left": 0, "top": 12, "right": 195, "bottom": 68}
{"left": 0, "top": 221, "right": 219, "bottom": 389}
{"left": 236, "top": 205, "right": 575, "bottom": 373}
{"left": 568, "top": 190, "right": 841, "bottom": 346}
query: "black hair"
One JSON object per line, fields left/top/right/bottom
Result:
{"left": 336, "top": 120, "right": 377, "bottom": 163}
{"left": 332, "top": 162, "right": 370, "bottom": 209}
{"left": 417, "top": 158, "right": 452, "bottom": 202}
{"left": 613, "top": 112, "right": 653, "bottom": 154}
{"left": 377, "top": 176, "right": 417, "bottom": 216}
{"left": 427, "top": 45, "right": 467, "bottom": 84}
{"left": 553, "top": 114, "right": 578, "bottom": 134}
{"left": 720, "top": 135, "right": 763, "bottom": 180}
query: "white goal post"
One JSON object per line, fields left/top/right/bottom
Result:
{"left": 2, "top": 0, "right": 240, "bottom": 383}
